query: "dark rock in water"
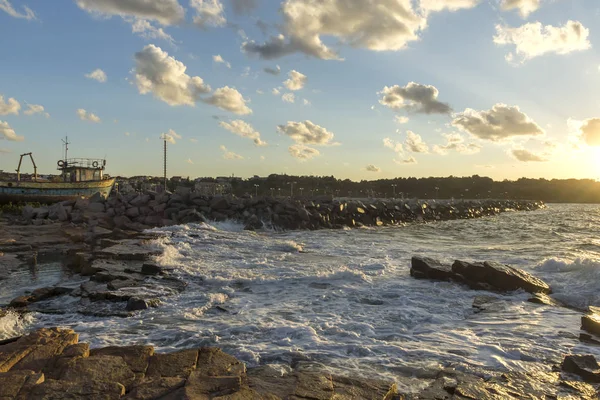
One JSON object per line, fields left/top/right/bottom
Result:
{"left": 452, "top": 260, "right": 551, "bottom": 294}
{"left": 126, "top": 297, "right": 149, "bottom": 311}
{"left": 528, "top": 293, "right": 562, "bottom": 307}
{"left": 561, "top": 354, "right": 600, "bottom": 383}
{"left": 472, "top": 295, "right": 504, "bottom": 313}
{"left": 141, "top": 263, "right": 163, "bottom": 275}
{"left": 411, "top": 256, "right": 453, "bottom": 281}
{"left": 210, "top": 197, "right": 230, "bottom": 210}
{"left": 580, "top": 333, "right": 600, "bottom": 346}
{"left": 582, "top": 312, "right": 600, "bottom": 336}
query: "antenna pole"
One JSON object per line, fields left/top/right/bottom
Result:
{"left": 163, "top": 139, "right": 167, "bottom": 192}
{"left": 61, "top": 136, "right": 70, "bottom": 161}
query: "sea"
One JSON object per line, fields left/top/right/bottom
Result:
{"left": 2, "top": 203, "right": 600, "bottom": 391}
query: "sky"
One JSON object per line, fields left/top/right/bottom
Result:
{"left": 1, "top": 0, "right": 600, "bottom": 181}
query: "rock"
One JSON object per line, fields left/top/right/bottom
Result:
{"left": 146, "top": 349, "right": 198, "bottom": 378}
{"left": 89, "top": 345, "right": 154, "bottom": 374}
{"left": 210, "top": 197, "right": 230, "bottom": 210}
{"left": 179, "top": 210, "right": 207, "bottom": 224}
{"left": 22, "top": 205, "right": 35, "bottom": 220}
{"left": 330, "top": 375, "right": 398, "bottom": 400}
{"left": 195, "top": 347, "right": 246, "bottom": 377}
{"left": 113, "top": 215, "right": 132, "bottom": 229}
{"left": 126, "top": 377, "right": 185, "bottom": 400}
{"left": 410, "top": 256, "right": 453, "bottom": 280}
{"left": 528, "top": 293, "right": 561, "bottom": 307}
{"left": 472, "top": 295, "right": 505, "bottom": 313}
{"left": 87, "top": 202, "right": 105, "bottom": 213}
{"left": 0, "top": 328, "right": 79, "bottom": 373}
{"left": 0, "top": 369, "right": 42, "bottom": 399}
{"left": 60, "top": 355, "right": 136, "bottom": 389}
{"left": 184, "top": 373, "right": 242, "bottom": 398}
{"left": 452, "top": 260, "right": 551, "bottom": 294}
{"left": 89, "top": 192, "right": 105, "bottom": 203}
{"left": 582, "top": 313, "right": 600, "bottom": 336}
{"left": 561, "top": 354, "right": 600, "bottom": 383}
{"left": 28, "top": 379, "right": 125, "bottom": 400}
{"left": 126, "top": 207, "right": 141, "bottom": 218}
{"left": 141, "top": 263, "right": 163, "bottom": 275}
{"left": 126, "top": 297, "right": 150, "bottom": 311}
{"left": 62, "top": 343, "right": 90, "bottom": 358}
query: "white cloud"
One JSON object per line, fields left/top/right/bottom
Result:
{"left": 394, "top": 156, "right": 417, "bottom": 164}
{"left": 0, "top": 148, "right": 10, "bottom": 153}
{"left": 204, "top": 86, "right": 252, "bottom": 115}
{"left": 433, "top": 133, "right": 481, "bottom": 155}
{"left": 494, "top": 21, "right": 590, "bottom": 63}
{"left": 75, "top": 0, "right": 184, "bottom": 25}
{"left": 190, "top": 138, "right": 198, "bottom": 142}
{"left": 242, "top": 0, "right": 427, "bottom": 60}
{"left": 378, "top": 82, "right": 451, "bottom": 114}
{"left": 0, "top": 120, "right": 23, "bottom": 141}
{"left": 365, "top": 164, "right": 381, "bottom": 172}
{"left": 220, "top": 145, "right": 244, "bottom": 160}
{"left": 383, "top": 137, "right": 404, "bottom": 154}
{"left": 272, "top": 88, "right": 281, "bottom": 95}
{"left": 303, "top": 99, "right": 311, "bottom": 106}
{"left": 76, "top": 108, "right": 101, "bottom": 123}
{"left": 0, "top": 95, "right": 21, "bottom": 116}
{"left": 578, "top": 118, "right": 600, "bottom": 147}
{"left": 419, "top": 0, "right": 480, "bottom": 12}
{"left": 405, "top": 131, "right": 429, "bottom": 153}
{"left": 85, "top": 68, "right": 107, "bottom": 83}
{"left": 256, "top": 89, "right": 264, "bottom": 95}
{"left": 0, "top": 0, "right": 35, "bottom": 20}
{"left": 288, "top": 144, "right": 320, "bottom": 160}
{"left": 219, "top": 120, "right": 267, "bottom": 146}
{"left": 187, "top": 158, "right": 194, "bottom": 164}
{"left": 277, "top": 121, "right": 336, "bottom": 145}
{"left": 282, "top": 93, "right": 295, "bottom": 103}
{"left": 231, "top": 0, "right": 257, "bottom": 14}
{"left": 395, "top": 116, "right": 409, "bottom": 124}
{"left": 130, "top": 18, "right": 175, "bottom": 43}
{"left": 283, "top": 70, "right": 307, "bottom": 91}
{"left": 452, "top": 103, "right": 544, "bottom": 141}
{"left": 213, "top": 54, "right": 231, "bottom": 68}
{"left": 260, "top": 155, "right": 265, "bottom": 161}
{"left": 510, "top": 148, "right": 548, "bottom": 162}
{"left": 264, "top": 65, "right": 281, "bottom": 75}
{"left": 499, "top": 0, "right": 540, "bottom": 18}
{"left": 134, "top": 44, "right": 211, "bottom": 106}
{"left": 190, "top": 0, "right": 226, "bottom": 28}
{"left": 24, "top": 104, "right": 49, "bottom": 118}
{"left": 160, "top": 129, "right": 181, "bottom": 144}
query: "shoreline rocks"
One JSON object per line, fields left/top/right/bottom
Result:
{"left": 16, "top": 192, "right": 546, "bottom": 232}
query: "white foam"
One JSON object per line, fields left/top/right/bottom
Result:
{"left": 0, "top": 310, "right": 33, "bottom": 340}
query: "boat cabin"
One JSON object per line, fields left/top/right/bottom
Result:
{"left": 58, "top": 158, "right": 106, "bottom": 182}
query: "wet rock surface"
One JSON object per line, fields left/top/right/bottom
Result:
{"left": 411, "top": 256, "right": 552, "bottom": 295}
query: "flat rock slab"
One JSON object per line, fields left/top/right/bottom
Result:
{"left": 60, "top": 355, "right": 137, "bottom": 389}
{"left": 126, "top": 377, "right": 185, "bottom": 400}
{"left": 582, "top": 313, "right": 600, "bottom": 336}
{"left": 89, "top": 345, "right": 154, "bottom": 374}
{"left": 0, "top": 369, "right": 42, "bottom": 398}
{"left": 410, "top": 256, "right": 453, "bottom": 281}
{"left": 146, "top": 349, "right": 199, "bottom": 378}
{"left": 96, "top": 243, "right": 161, "bottom": 261}
{"left": 28, "top": 378, "right": 125, "bottom": 400}
{"left": 562, "top": 354, "right": 600, "bottom": 383}
{"left": 196, "top": 347, "right": 246, "bottom": 377}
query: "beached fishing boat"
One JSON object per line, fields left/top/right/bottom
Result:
{"left": 0, "top": 151, "right": 115, "bottom": 204}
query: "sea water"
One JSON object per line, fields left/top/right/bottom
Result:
{"left": 3, "top": 203, "right": 600, "bottom": 391}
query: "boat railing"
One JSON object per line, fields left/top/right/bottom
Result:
{"left": 58, "top": 158, "right": 106, "bottom": 170}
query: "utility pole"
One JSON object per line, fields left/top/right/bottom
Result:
{"left": 163, "top": 138, "right": 167, "bottom": 192}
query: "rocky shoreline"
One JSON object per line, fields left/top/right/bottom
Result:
{"left": 17, "top": 191, "right": 545, "bottom": 231}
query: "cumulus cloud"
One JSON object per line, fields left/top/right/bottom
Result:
{"left": 24, "top": 104, "right": 49, "bottom": 118}
{"left": 494, "top": 21, "right": 590, "bottom": 63}
{"left": 230, "top": 0, "right": 257, "bottom": 14}
{"left": 452, "top": 103, "right": 544, "bottom": 141}
{"left": 282, "top": 93, "right": 295, "bottom": 103}
{"left": 219, "top": 120, "right": 267, "bottom": 146}
{"left": 242, "top": 0, "right": 427, "bottom": 60}
{"left": 303, "top": 99, "right": 311, "bottom": 106}
{"left": 85, "top": 68, "right": 107, "bottom": 83}
{"left": 378, "top": 82, "right": 451, "bottom": 114}
{"left": 405, "top": 131, "right": 429, "bottom": 153}
{"left": 419, "top": 0, "right": 480, "bottom": 12}
{"left": 0, "top": 95, "right": 21, "bottom": 116}
{"left": 578, "top": 118, "right": 600, "bottom": 147}
{"left": 190, "top": 0, "right": 226, "bottom": 28}
{"left": 272, "top": 88, "right": 281, "bottom": 95}
{"left": 365, "top": 164, "right": 381, "bottom": 172}
{"left": 0, "top": 120, "right": 23, "bottom": 141}
{"left": 134, "top": 44, "right": 211, "bottom": 106}
{"left": 0, "top": 0, "right": 35, "bottom": 20}
{"left": 383, "top": 137, "right": 404, "bottom": 154}
{"left": 277, "top": 121, "right": 336, "bottom": 146}
{"left": 160, "top": 129, "right": 182, "bottom": 144}
{"left": 76, "top": 108, "right": 101, "bottom": 123}
{"left": 220, "top": 145, "right": 244, "bottom": 160}
{"left": 213, "top": 54, "right": 231, "bottom": 68}
{"left": 288, "top": 144, "right": 320, "bottom": 160}
{"left": 432, "top": 133, "right": 481, "bottom": 155}
{"left": 394, "top": 156, "right": 417, "bottom": 164}
{"left": 510, "top": 148, "right": 548, "bottom": 162}
{"left": 499, "top": 0, "right": 540, "bottom": 18}
{"left": 395, "top": 116, "right": 409, "bottom": 124}
{"left": 283, "top": 70, "right": 307, "bottom": 91}
{"left": 204, "top": 86, "right": 252, "bottom": 115}
{"left": 264, "top": 65, "right": 281, "bottom": 75}
{"left": 75, "top": 0, "right": 184, "bottom": 25}
{"left": 130, "top": 18, "right": 175, "bottom": 43}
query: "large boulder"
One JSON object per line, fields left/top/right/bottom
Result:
{"left": 410, "top": 256, "right": 453, "bottom": 281}
{"left": 562, "top": 355, "right": 600, "bottom": 383}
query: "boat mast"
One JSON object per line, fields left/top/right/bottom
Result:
{"left": 62, "top": 136, "right": 70, "bottom": 162}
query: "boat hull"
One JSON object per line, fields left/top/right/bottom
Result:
{"left": 0, "top": 178, "right": 115, "bottom": 204}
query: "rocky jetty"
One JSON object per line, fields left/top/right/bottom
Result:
{"left": 410, "top": 256, "right": 552, "bottom": 295}
{"left": 1, "top": 327, "right": 598, "bottom": 399}
{"left": 18, "top": 191, "right": 545, "bottom": 231}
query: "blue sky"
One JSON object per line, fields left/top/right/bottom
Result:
{"left": 1, "top": 0, "right": 600, "bottom": 180}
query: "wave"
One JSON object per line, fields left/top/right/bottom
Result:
{"left": 536, "top": 257, "right": 600, "bottom": 310}
{"left": 0, "top": 310, "right": 33, "bottom": 340}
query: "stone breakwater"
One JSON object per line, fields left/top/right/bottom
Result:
{"left": 1, "top": 327, "right": 599, "bottom": 399}
{"left": 19, "top": 191, "right": 546, "bottom": 231}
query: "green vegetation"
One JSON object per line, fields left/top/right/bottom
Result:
{"left": 0, "top": 202, "right": 42, "bottom": 215}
